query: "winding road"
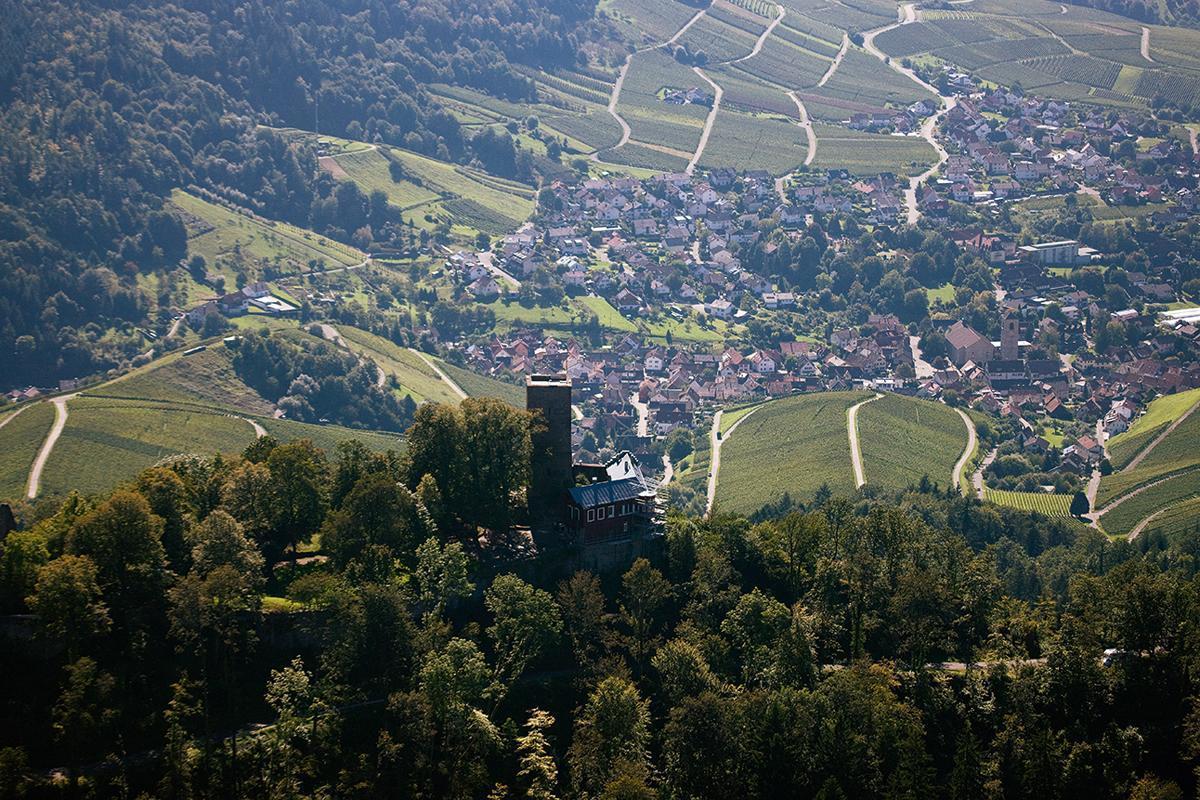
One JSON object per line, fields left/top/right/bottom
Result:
{"left": 973, "top": 447, "right": 998, "bottom": 499}
{"left": 26, "top": 395, "right": 75, "bottom": 499}
{"left": 705, "top": 405, "right": 762, "bottom": 516}
{"left": 951, "top": 408, "right": 978, "bottom": 493}
{"left": 786, "top": 91, "right": 818, "bottom": 167}
{"left": 598, "top": 6, "right": 709, "bottom": 159}
{"left": 687, "top": 67, "right": 724, "bottom": 175}
{"left": 735, "top": 5, "right": 786, "bottom": 64}
{"left": 861, "top": 2, "right": 957, "bottom": 224}
{"left": 847, "top": 393, "right": 883, "bottom": 488}
{"left": 817, "top": 34, "right": 850, "bottom": 88}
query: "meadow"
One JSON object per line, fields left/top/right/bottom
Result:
{"left": 171, "top": 190, "right": 365, "bottom": 281}
{"left": 84, "top": 347, "right": 275, "bottom": 416}
{"left": 856, "top": 394, "right": 969, "bottom": 492}
{"left": 716, "top": 391, "right": 871, "bottom": 513}
{"left": 335, "top": 326, "right": 466, "bottom": 405}
{"left": 432, "top": 358, "right": 527, "bottom": 408}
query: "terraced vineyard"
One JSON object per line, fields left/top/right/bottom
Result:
{"left": 870, "top": 0, "right": 1200, "bottom": 109}
{"left": 1136, "top": 496, "right": 1200, "bottom": 539}
{"left": 1106, "top": 388, "right": 1200, "bottom": 469}
{"left": 0, "top": 404, "right": 57, "bottom": 501}
{"left": 1101, "top": 469, "right": 1200, "bottom": 537}
{"left": 983, "top": 488, "right": 1074, "bottom": 517}
{"left": 1098, "top": 407, "right": 1200, "bottom": 507}
{"left": 715, "top": 391, "right": 871, "bottom": 513}
{"left": 856, "top": 394, "right": 969, "bottom": 492}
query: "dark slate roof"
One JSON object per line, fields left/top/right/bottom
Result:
{"left": 568, "top": 478, "right": 650, "bottom": 509}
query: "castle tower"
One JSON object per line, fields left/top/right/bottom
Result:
{"left": 1001, "top": 312, "right": 1020, "bottom": 361}
{"left": 526, "top": 374, "right": 573, "bottom": 526}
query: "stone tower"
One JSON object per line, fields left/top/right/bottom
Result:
{"left": 526, "top": 373, "right": 573, "bottom": 526}
{"left": 1001, "top": 312, "right": 1020, "bottom": 361}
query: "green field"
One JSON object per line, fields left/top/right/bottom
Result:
{"left": 719, "top": 402, "right": 764, "bottom": 435}
{"left": 1136, "top": 496, "right": 1200, "bottom": 539}
{"left": 171, "top": 190, "right": 365, "bottom": 282}
{"left": 983, "top": 488, "right": 1073, "bottom": 517}
{"left": 1098, "top": 407, "right": 1200, "bottom": 507}
{"left": 716, "top": 391, "right": 871, "bottom": 513}
{"left": 39, "top": 398, "right": 258, "bottom": 497}
{"left": 857, "top": 394, "right": 969, "bottom": 492}
{"left": 258, "top": 418, "right": 404, "bottom": 456}
{"left": 433, "top": 359, "right": 526, "bottom": 408}
{"left": 319, "top": 141, "right": 536, "bottom": 237}
{"left": 0, "top": 404, "right": 57, "bottom": 501}
{"left": 810, "top": 125, "right": 938, "bottom": 176}
{"left": 84, "top": 346, "right": 274, "bottom": 416}
{"left": 335, "top": 326, "right": 465, "bottom": 405}
{"left": 1106, "top": 388, "right": 1200, "bottom": 469}
{"left": 1100, "top": 469, "right": 1200, "bottom": 537}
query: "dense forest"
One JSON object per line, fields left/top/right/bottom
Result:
{"left": 0, "top": 0, "right": 598, "bottom": 389}
{"left": 1, "top": 399, "right": 1199, "bottom": 798}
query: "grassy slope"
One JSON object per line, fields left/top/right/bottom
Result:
{"left": 857, "top": 394, "right": 968, "bottom": 492}
{"left": 39, "top": 398, "right": 258, "bottom": 496}
{"left": 716, "top": 391, "right": 871, "bottom": 513}
{"left": 84, "top": 347, "right": 275, "bottom": 416}
{"left": 0, "top": 404, "right": 57, "bottom": 501}
{"left": 432, "top": 358, "right": 527, "bottom": 408}
{"left": 336, "top": 326, "right": 464, "bottom": 405}
{"left": 259, "top": 418, "right": 405, "bottom": 456}
{"left": 1098, "top": 408, "right": 1200, "bottom": 506}
{"left": 171, "top": 190, "right": 364, "bottom": 276}
{"left": 1106, "top": 387, "right": 1200, "bottom": 469}
{"left": 1101, "top": 468, "right": 1200, "bottom": 536}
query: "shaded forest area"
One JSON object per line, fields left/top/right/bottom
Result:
{"left": 0, "top": 0, "right": 598, "bottom": 387}
{"left": 1, "top": 399, "right": 1200, "bottom": 797}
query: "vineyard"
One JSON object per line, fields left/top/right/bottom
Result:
{"left": 984, "top": 488, "right": 1074, "bottom": 517}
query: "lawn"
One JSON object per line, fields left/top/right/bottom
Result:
{"left": 810, "top": 125, "right": 938, "bottom": 176}
{"left": 39, "top": 398, "right": 258, "bottom": 497}
{"left": 983, "top": 488, "right": 1073, "bottom": 517}
{"left": 1100, "top": 469, "right": 1200, "bottom": 537}
{"left": 1106, "top": 387, "right": 1200, "bottom": 469}
{"left": 171, "top": 190, "right": 365, "bottom": 280}
{"left": 856, "top": 394, "right": 969, "bottom": 492}
{"left": 1098, "top": 406, "right": 1200, "bottom": 507}
{"left": 0, "top": 403, "right": 57, "bottom": 501}
{"left": 716, "top": 391, "right": 871, "bottom": 514}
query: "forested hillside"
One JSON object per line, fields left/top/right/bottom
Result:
{"left": 0, "top": 0, "right": 599, "bottom": 388}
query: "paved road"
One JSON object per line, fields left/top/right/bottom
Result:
{"left": 26, "top": 395, "right": 75, "bottom": 499}
{"left": 862, "top": 2, "right": 956, "bottom": 224}
{"left": 687, "top": 67, "right": 724, "bottom": 176}
{"left": 786, "top": 91, "right": 818, "bottom": 166}
{"left": 705, "top": 405, "right": 762, "bottom": 516}
{"left": 817, "top": 34, "right": 850, "bottom": 88}
{"left": 410, "top": 349, "right": 468, "bottom": 400}
{"left": 630, "top": 392, "right": 649, "bottom": 437}
{"left": 1140, "top": 26, "right": 1154, "bottom": 62}
{"left": 477, "top": 251, "right": 520, "bottom": 289}
{"left": 909, "top": 334, "right": 934, "bottom": 378}
{"left": 951, "top": 407, "right": 978, "bottom": 493}
{"left": 847, "top": 393, "right": 883, "bottom": 488}
{"left": 973, "top": 447, "right": 998, "bottom": 499}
